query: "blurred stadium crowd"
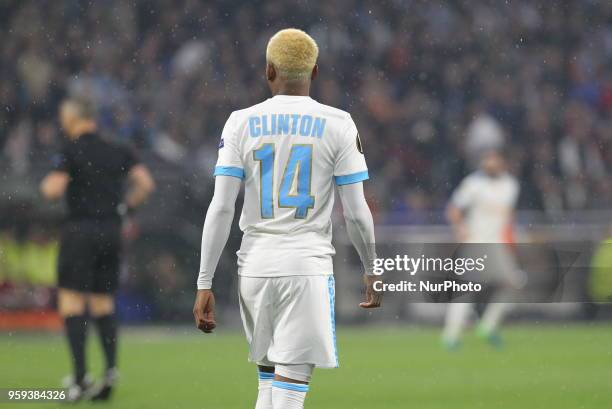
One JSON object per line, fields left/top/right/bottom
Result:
{"left": 1, "top": 1, "right": 612, "bottom": 319}
{"left": 1, "top": 0, "right": 611, "bottom": 221}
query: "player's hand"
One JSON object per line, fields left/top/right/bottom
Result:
{"left": 193, "top": 289, "right": 216, "bottom": 333}
{"left": 359, "top": 274, "right": 383, "bottom": 309}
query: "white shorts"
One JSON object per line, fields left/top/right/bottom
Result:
{"left": 238, "top": 275, "right": 338, "bottom": 368}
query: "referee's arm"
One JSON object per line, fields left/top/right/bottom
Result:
{"left": 41, "top": 147, "right": 71, "bottom": 201}
{"left": 40, "top": 171, "right": 70, "bottom": 200}
{"left": 124, "top": 164, "right": 155, "bottom": 209}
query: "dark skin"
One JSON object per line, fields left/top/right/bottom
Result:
{"left": 266, "top": 62, "right": 318, "bottom": 96}
{"left": 193, "top": 61, "right": 381, "bottom": 385}
{"left": 193, "top": 62, "right": 318, "bottom": 335}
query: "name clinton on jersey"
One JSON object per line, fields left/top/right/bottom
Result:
{"left": 248, "top": 114, "right": 327, "bottom": 138}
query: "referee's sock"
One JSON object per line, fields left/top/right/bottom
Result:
{"left": 64, "top": 315, "right": 88, "bottom": 384}
{"left": 271, "top": 380, "right": 308, "bottom": 409}
{"left": 94, "top": 314, "right": 118, "bottom": 370}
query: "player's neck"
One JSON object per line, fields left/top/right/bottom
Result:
{"left": 272, "top": 82, "right": 311, "bottom": 97}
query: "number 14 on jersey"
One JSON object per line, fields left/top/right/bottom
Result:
{"left": 253, "top": 143, "right": 315, "bottom": 219}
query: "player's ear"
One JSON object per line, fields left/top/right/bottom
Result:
{"left": 266, "top": 63, "right": 276, "bottom": 82}
{"left": 311, "top": 64, "right": 318, "bottom": 81}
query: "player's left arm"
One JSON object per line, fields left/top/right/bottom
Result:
{"left": 338, "top": 182, "right": 381, "bottom": 309}
{"left": 334, "top": 115, "right": 381, "bottom": 308}
{"left": 40, "top": 171, "right": 70, "bottom": 200}
{"left": 193, "top": 175, "right": 241, "bottom": 333}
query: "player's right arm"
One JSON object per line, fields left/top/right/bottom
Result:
{"left": 193, "top": 175, "right": 241, "bottom": 333}
{"left": 194, "top": 113, "right": 243, "bottom": 333}
{"left": 446, "top": 203, "right": 466, "bottom": 241}
{"left": 446, "top": 176, "right": 474, "bottom": 242}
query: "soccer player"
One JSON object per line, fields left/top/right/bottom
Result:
{"left": 193, "top": 28, "right": 380, "bottom": 409}
{"left": 40, "top": 98, "right": 155, "bottom": 401}
{"left": 443, "top": 149, "right": 520, "bottom": 349}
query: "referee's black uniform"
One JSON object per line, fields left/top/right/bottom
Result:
{"left": 49, "top": 129, "right": 143, "bottom": 401}
{"left": 54, "top": 132, "right": 138, "bottom": 293}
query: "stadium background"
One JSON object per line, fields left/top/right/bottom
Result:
{"left": 0, "top": 1, "right": 611, "bottom": 408}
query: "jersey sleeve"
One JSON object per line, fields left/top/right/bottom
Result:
{"left": 213, "top": 113, "right": 245, "bottom": 180}
{"left": 333, "top": 116, "right": 369, "bottom": 186}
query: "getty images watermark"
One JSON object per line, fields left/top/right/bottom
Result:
{"left": 371, "top": 254, "right": 488, "bottom": 293}
{"left": 364, "top": 243, "right": 604, "bottom": 302}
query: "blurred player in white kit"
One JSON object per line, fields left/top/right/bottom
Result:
{"left": 443, "top": 149, "right": 520, "bottom": 350}
{"left": 192, "top": 28, "right": 381, "bottom": 409}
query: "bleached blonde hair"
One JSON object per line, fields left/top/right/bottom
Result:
{"left": 266, "top": 28, "right": 319, "bottom": 81}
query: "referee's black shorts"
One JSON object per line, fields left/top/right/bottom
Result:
{"left": 57, "top": 220, "right": 122, "bottom": 294}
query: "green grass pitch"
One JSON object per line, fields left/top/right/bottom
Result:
{"left": 1, "top": 324, "right": 611, "bottom": 409}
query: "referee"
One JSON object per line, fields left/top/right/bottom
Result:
{"left": 40, "top": 98, "right": 155, "bottom": 401}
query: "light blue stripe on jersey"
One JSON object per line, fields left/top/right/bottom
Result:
{"left": 272, "top": 381, "right": 309, "bottom": 393}
{"left": 334, "top": 170, "right": 369, "bottom": 186}
{"left": 328, "top": 275, "right": 339, "bottom": 367}
{"left": 214, "top": 166, "right": 245, "bottom": 179}
{"left": 258, "top": 371, "right": 275, "bottom": 380}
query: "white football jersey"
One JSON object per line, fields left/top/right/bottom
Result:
{"left": 450, "top": 171, "right": 519, "bottom": 242}
{"left": 214, "top": 95, "right": 368, "bottom": 277}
